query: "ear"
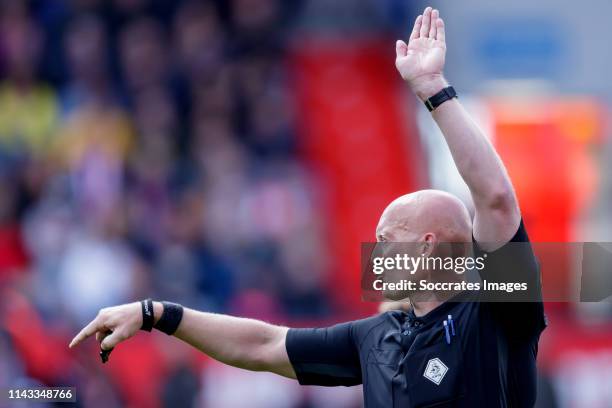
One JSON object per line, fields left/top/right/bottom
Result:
{"left": 421, "top": 233, "right": 437, "bottom": 257}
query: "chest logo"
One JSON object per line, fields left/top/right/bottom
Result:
{"left": 423, "top": 358, "right": 448, "bottom": 385}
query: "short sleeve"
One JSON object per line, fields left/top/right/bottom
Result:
{"left": 286, "top": 322, "right": 362, "bottom": 386}
{"left": 475, "top": 220, "right": 547, "bottom": 340}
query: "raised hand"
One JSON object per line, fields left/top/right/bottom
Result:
{"left": 395, "top": 7, "right": 447, "bottom": 100}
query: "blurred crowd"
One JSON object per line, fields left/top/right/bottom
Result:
{"left": 0, "top": 0, "right": 353, "bottom": 406}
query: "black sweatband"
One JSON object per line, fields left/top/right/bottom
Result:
{"left": 140, "top": 298, "right": 154, "bottom": 332}
{"left": 154, "top": 301, "right": 184, "bottom": 335}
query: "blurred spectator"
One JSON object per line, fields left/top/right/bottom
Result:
{"left": 53, "top": 103, "right": 133, "bottom": 223}
{"left": 230, "top": 0, "right": 283, "bottom": 51}
{"left": 200, "top": 360, "right": 302, "bottom": 408}
{"left": 61, "top": 14, "right": 116, "bottom": 114}
{"left": 0, "top": 1, "right": 332, "bottom": 404}
{"left": 0, "top": 175, "right": 29, "bottom": 284}
{"left": 0, "top": 329, "right": 28, "bottom": 389}
{"left": 173, "top": 1, "right": 226, "bottom": 83}
{"left": 0, "top": 6, "right": 58, "bottom": 159}
{"left": 119, "top": 17, "right": 169, "bottom": 95}
{"left": 56, "top": 211, "right": 137, "bottom": 325}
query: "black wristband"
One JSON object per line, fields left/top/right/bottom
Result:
{"left": 424, "top": 86, "right": 457, "bottom": 112}
{"left": 140, "top": 298, "right": 154, "bottom": 332}
{"left": 154, "top": 301, "right": 184, "bottom": 335}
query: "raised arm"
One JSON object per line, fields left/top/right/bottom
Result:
{"left": 69, "top": 301, "right": 296, "bottom": 379}
{"left": 396, "top": 7, "right": 521, "bottom": 249}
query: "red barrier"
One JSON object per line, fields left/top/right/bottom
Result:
{"left": 289, "top": 39, "right": 424, "bottom": 314}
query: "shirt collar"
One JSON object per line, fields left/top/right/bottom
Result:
{"left": 406, "top": 290, "right": 474, "bottom": 325}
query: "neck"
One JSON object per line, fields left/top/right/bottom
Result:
{"left": 410, "top": 294, "right": 444, "bottom": 317}
{"left": 409, "top": 269, "right": 466, "bottom": 316}
{"left": 409, "top": 288, "right": 461, "bottom": 317}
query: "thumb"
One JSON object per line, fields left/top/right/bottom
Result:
{"left": 101, "top": 330, "right": 126, "bottom": 351}
{"left": 395, "top": 40, "right": 408, "bottom": 58}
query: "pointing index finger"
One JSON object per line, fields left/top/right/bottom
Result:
{"left": 69, "top": 316, "right": 104, "bottom": 348}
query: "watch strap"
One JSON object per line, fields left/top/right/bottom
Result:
{"left": 424, "top": 86, "right": 457, "bottom": 112}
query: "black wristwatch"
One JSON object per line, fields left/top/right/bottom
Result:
{"left": 424, "top": 86, "right": 457, "bottom": 112}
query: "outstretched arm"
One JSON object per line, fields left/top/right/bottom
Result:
{"left": 69, "top": 301, "right": 296, "bottom": 379}
{"left": 396, "top": 7, "right": 521, "bottom": 249}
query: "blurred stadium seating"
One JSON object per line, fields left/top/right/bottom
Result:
{"left": 0, "top": 0, "right": 610, "bottom": 407}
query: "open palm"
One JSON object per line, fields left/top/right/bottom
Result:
{"left": 396, "top": 8, "right": 446, "bottom": 88}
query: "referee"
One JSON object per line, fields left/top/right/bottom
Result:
{"left": 70, "top": 7, "right": 546, "bottom": 407}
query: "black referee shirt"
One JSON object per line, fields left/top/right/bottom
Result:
{"left": 286, "top": 221, "right": 547, "bottom": 407}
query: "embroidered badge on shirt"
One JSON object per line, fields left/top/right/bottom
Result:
{"left": 423, "top": 358, "right": 448, "bottom": 385}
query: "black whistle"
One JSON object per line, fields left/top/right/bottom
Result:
{"left": 99, "top": 329, "right": 114, "bottom": 363}
{"left": 100, "top": 347, "right": 113, "bottom": 363}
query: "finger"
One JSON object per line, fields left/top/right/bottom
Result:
{"left": 436, "top": 18, "right": 445, "bottom": 43}
{"left": 101, "top": 330, "right": 127, "bottom": 351}
{"left": 409, "top": 14, "right": 422, "bottom": 40}
{"left": 395, "top": 40, "right": 408, "bottom": 58}
{"left": 420, "top": 7, "right": 432, "bottom": 38}
{"left": 429, "top": 9, "right": 439, "bottom": 39}
{"left": 69, "top": 317, "right": 104, "bottom": 348}
{"left": 96, "top": 330, "right": 111, "bottom": 344}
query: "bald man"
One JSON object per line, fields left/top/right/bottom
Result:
{"left": 70, "top": 7, "right": 545, "bottom": 407}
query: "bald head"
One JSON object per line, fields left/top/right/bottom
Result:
{"left": 376, "top": 190, "right": 472, "bottom": 243}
